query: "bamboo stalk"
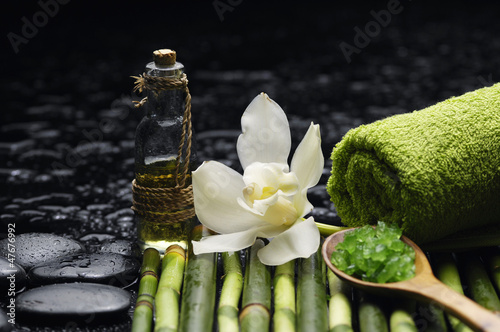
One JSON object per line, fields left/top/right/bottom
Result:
{"left": 132, "top": 248, "right": 161, "bottom": 332}
{"left": 179, "top": 225, "right": 217, "bottom": 332}
{"left": 389, "top": 300, "right": 417, "bottom": 332}
{"left": 457, "top": 251, "right": 500, "bottom": 312}
{"left": 356, "top": 290, "right": 389, "bottom": 332}
{"left": 415, "top": 303, "right": 447, "bottom": 332}
{"left": 297, "top": 246, "right": 328, "bottom": 332}
{"left": 218, "top": 251, "right": 243, "bottom": 332}
{"left": 154, "top": 245, "right": 186, "bottom": 332}
{"left": 273, "top": 259, "right": 296, "bottom": 332}
{"left": 240, "top": 239, "right": 272, "bottom": 332}
{"left": 327, "top": 269, "right": 353, "bottom": 332}
{"left": 482, "top": 247, "right": 500, "bottom": 295}
{"left": 433, "top": 252, "right": 474, "bottom": 332}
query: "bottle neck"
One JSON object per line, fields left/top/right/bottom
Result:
{"left": 144, "top": 61, "right": 185, "bottom": 118}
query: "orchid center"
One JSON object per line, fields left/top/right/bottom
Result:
{"left": 238, "top": 162, "right": 300, "bottom": 227}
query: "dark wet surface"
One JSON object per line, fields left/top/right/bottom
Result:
{"left": 1, "top": 0, "right": 500, "bottom": 330}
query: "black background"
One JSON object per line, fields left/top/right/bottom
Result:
{"left": 1, "top": 1, "right": 500, "bottom": 330}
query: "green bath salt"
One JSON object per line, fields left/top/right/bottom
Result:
{"left": 331, "top": 221, "right": 415, "bottom": 283}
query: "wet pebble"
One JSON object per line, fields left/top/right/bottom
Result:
{"left": 17, "top": 282, "right": 131, "bottom": 319}
{"left": 310, "top": 207, "right": 342, "bottom": 225}
{"left": 37, "top": 205, "right": 64, "bottom": 212}
{"left": 1, "top": 121, "right": 50, "bottom": 137}
{"left": 50, "top": 193, "right": 76, "bottom": 205}
{"left": 26, "top": 104, "right": 74, "bottom": 120}
{"left": 50, "top": 211, "right": 71, "bottom": 223}
{"left": 0, "top": 257, "right": 26, "bottom": 292}
{"left": 33, "top": 173, "right": 54, "bottom": 184}
{"left": 19, "top": 210, "right": 46, "bottom": 219}
{"left": 18, "top": 149, "right": 63, "bottom": 164}
{"left": 60, "top": 205, "right": 81, "bottom": 214}
{"left": 0, "top": 233, "right": 85, "bottom": 269}
{"left": 0, "top": 139, "right": 36, "bottom": 156}
{"left": 28, "top": 252, "right": 139, "bottom": 287}
{"left": 50, "top": 167, "right": 76, "bottom": 181}
{"left": 79, "top": 233, "right": 116, "bottom": 253}
{"left": 116, "top": 215, "right": 134, "bottom": 230}
{"left": 86, "top": 203, "right": 114, "bottom": 214}
{"left": 79, "top": 233, "right": 116, "bottom": 242}
{"left": 320, "top": 166, "right": 332, "bottom": 184}
{"left": 0, "top": 214, "right": 16, "bottom": 224}
{"left": 0, "top": 308, "right": 11, "bottom": 332}
{"left": 307, "top": 185, "right": 331, "bottom": 207}
{"left": 2, "top": 204, "right": 20, "bottom": 212}
{"left": 31, "top": 129, "right": 61, "bottom": 142}
{"left": 1, "top": 169, "right": 36, "bottom": 185}
{"left": 105, "top": 208, "right": 133, "bottom": 222}
{"left": 13, "top": 194, "right": 53, "bottom": 207}
{"left": 100, "top": 239, "right": 138, "bottom": 257}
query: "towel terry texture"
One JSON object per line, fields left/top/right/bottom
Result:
{"left": 327, "top": 83, "right": 500, "bottom": 244}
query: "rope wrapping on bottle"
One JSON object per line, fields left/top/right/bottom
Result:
{"left": 131, "top": 179, "right": 195, "bottom": 223}
{"left": 131, "top": 73, "right": 194, "bottom": 224}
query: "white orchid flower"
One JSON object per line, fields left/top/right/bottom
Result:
{"left": 192, "top": 92, "right": 324, "bottom": 266}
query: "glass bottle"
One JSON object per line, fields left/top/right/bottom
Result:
{"left": 134, "top": 49, "right": 196, "bottom": 254}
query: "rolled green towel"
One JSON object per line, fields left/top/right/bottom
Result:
{"left": 327, "top": 83, "right": 500, "bottom": 244}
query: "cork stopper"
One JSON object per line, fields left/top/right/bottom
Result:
{"left": 153, "top": 49, "right": 176, "bottom": 66}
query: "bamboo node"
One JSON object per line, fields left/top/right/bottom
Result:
{"left": 165, "top": 244, "right": 186, "bottom": 259}
{"left": 239, "top": 303, "right": 270, "bottom": 320}
{"left": 135, "top": 300, "right": 154, "bottom": 311}
{"left": 141, "top": 270, "right": 159, "bottom": 280}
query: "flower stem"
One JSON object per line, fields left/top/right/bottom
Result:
{"left": 315, "top": 222, "right": 349, "bottom": 237}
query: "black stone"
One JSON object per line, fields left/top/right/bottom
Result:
{"left": 0, "top": 233, "right": 85, "bottom": 270}
{"left": 0, "top": 308, "right": 12, "bottom": 332}
{"left": 310, "top": 207, "right": 342, "bottom": 226}
{"left": 28, "top": 252, "right": 139, "bottom": 287}
{"left": 17, "top": 283, "right": 131, "bottom": 319}
{"left": 86, "top": 203, "right": 114, "bottom": 214}
{"left": 99, "top": 239, "right": 139, "bottom": 257}
{"left": 79, "top": 233, "right": 116, "bottom": 242}
{"left": 0, "top": 257, "right": 26, "bottom": 293}
{"left": 0, "top": 140, "right": 35, "bottom": 156}
{"left": 1, "top": 169, "right": 36, "bottom": 185}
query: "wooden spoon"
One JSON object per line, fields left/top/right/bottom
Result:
{"left": 322, "top": 228, "right": 500, "bottom": 332}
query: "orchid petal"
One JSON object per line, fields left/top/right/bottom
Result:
{"left": 192, "top": 224, "right": 282, "bottom": 254}
{"left": 257, "top": 217, "right": 320, "bottom": 266}
{"left": 290, "top": 123, "right": 324, "bottom": 216}
{"left": 237, "top": 93, "right": 291, "bottom": 169}
{"left": 193, "top": 161, "right": 267, "bottom": 233}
